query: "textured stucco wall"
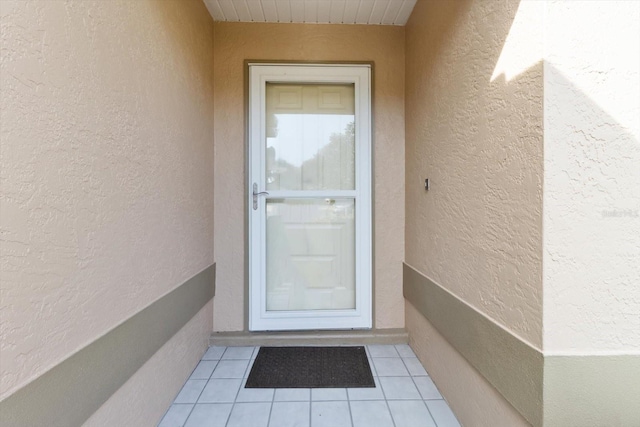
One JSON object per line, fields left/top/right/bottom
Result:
{"left": 404, "top": 0, "right": 544, "bottom": 348}
{"left": 213, "top": 22, "right": 405, "bottom": 331}
{"left": 543, "top": 0, "right": 640, "bottom": 353}
{"left": 0, "top": 0, "right": 215, "bottom": 400}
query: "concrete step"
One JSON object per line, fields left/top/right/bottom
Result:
{"left": 210, "top": 328, "right": 408, "bottom": 347}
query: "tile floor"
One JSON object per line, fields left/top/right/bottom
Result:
{"left": 158, "top": 344, "right": 461, "bottom": 427}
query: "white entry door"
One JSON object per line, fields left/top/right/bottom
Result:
{"left": 249, "top": 64, "right": 372, "bottom": 331}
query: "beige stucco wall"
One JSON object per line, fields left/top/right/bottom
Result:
{"left": 405, "top": 2, "right": 639, "bottom": 424}
{"left": 213, "top": 22, "right": 405, "bottom": 331}
{"left": 0, "top": 0, "right": 215, "bottom": 400}
{"left": 543, "top": 0, "right": 640, "bottom": 354}
{"left": 404, "top": 0, "right": 544, "bottom": 348}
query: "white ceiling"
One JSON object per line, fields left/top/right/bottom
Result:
{"left": 203, "top": 0, "right": 418, "bottom": 26}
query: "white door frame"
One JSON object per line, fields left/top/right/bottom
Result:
{"left": 248, "top": 63, "right": 372, "bottom": 331}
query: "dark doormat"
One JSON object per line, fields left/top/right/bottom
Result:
{"left": 245, "top": 346, "right": 375, "bottom": 388}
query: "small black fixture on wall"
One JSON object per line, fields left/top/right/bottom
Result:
{"left": 424, "top": 178, "right": 430, "bottom": 191}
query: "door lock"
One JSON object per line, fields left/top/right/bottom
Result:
{"left": 252, "top": 183, "right": 269, "bottom": 210}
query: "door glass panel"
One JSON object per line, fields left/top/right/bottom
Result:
{"left": 266, "top": 198, "right": 355, "bottom": 311}
{"left": 265, "top": 83, "right": 355, "bottom": 191}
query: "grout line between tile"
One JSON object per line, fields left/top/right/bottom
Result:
{"left": 220, "top": 346, "right": 231, "bottom": 359}
{"left": 399, "top": 356, "right": 438, "bottom": 427}
{"left": 180, "top": 405, "right": 195, "bottom": 427}
{"left": 265, "top": 393, "right": 275, "bottom": 427}
{"left": 181, "top": 378, "right": 210, "bottom": 427}
{"left": 423, "top": 401, "right": 441, "bottom": 427}
{"left": 402, "top": 356, "right": 424, "bottom": 398}
{"left": 184, "top": 348, "right": 223, "bottom": 425}
{"left": 224, "top": 373, "right": 247, "bottom": 427}
{"left": 376, "top": 373, "right": 397, "bottom": 427}
{"left": 211, "top": 359, "right": 221, "bottom": 380}
{"left": 347, "top": 396, "right": 355, "bottom": 427}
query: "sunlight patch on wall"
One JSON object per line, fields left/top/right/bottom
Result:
{"left": 545, "top": 0, "right": 640, "bottom": 140}
{"left": 491, "top": 1, "right": 544, "bottom": 83}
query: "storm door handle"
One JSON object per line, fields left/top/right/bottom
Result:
{"left": 252, "top": 183, "right": 269, "bottom": 210}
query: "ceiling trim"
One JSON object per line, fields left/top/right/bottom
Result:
{"left": 203, "top": 0, "right": 417, "bottom": 26}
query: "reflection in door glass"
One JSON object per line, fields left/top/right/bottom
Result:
{"left": 266, "top": 199, "right": 355, "bottom": 311}
{"left": 266, "top": 84, "right": 355, "bottom": 191}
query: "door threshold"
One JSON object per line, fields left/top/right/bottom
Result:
{"left": 209, "top": 328, "right": 408, "bottom": 347}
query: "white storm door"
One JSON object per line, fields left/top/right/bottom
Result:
{"left": 249, "top": 64, "right": 372, "bottom": 331}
